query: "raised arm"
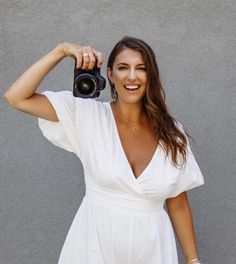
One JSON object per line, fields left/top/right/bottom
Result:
{"left": 3, "top": 42, "right": 104, "bottom": 122}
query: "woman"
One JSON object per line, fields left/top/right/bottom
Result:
{"left": 4, "top": 36, "right": 204, "bottom": 264}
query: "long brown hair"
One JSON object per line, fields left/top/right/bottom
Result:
{"left": 107, "top": 36, "right": 194, "bottom": 169}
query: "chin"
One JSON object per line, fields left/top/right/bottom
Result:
{"left": 121, "top": 95, "right": 145, "bottom": 105}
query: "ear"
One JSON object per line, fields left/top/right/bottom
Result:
{"left": 107, "top": 67, "right": 113, "bottom": 83}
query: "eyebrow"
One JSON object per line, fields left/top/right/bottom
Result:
{"left": 117, "top": 62, "right": 146, "bottom": 66}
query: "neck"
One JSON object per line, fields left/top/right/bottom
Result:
{"left": 111, "top": 100, "right": 147, "bottom": 125}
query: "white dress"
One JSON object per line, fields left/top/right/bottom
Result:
{"left": 38, "top": 90, "right": 204, "bottom": 264}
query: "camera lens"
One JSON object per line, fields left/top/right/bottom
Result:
{"left": 76, "top": 77, "right": 96, "bottom": 95}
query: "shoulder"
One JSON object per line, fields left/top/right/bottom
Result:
{"left": 74, "top": 96, "right": 109, "bottom": 114}
{"left": 41, "top": 90, "right": 111, "bottom": 115}
{"left": 67, "top": 94, "right": 111, "bottom": 120}
{"left": 41, "top": 90, "right": 109, "bottom": 110}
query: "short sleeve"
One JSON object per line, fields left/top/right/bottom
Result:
{"left": 38, "top": 90, "right": 95, "bottom": 160}
{"left": 168, "top": 121, "right": 205, "bottom": 198}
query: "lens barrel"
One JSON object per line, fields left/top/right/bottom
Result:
{"left": 74, "top": 74, "right": 97, "bottom": 96}
{"left": 73, "top": 60, "right": 106, "bottom": 98}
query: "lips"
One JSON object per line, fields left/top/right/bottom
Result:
{"left": 124, "top": 85, "right": 141, "bottom": 90}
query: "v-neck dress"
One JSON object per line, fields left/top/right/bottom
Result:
{"left": 38, "top": 90, "right": 204, "bottom": 264}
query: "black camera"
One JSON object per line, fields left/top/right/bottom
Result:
{"left": 73, "top": 60, "right": 106, "bottom": 98}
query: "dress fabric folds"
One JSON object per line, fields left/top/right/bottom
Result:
{"left": 38, "top": 90, "right": 204, "bottom": 264}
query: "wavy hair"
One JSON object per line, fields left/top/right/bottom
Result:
{"left": 107, "top": 36, "right": 194, "bottom": 169}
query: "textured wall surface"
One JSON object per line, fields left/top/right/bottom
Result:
{"left": 1, "top": 1, "right": 236, "bottom": 263}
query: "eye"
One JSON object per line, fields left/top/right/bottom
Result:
{"left": 118, "top": 66, "right": 127, "bottom": 70}
{"left": 137, "top": 67, "right": 146, "bottom": 71}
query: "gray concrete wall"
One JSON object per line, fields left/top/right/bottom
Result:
{"left": 1, "top": 1, "right": 235, "bottom": 263}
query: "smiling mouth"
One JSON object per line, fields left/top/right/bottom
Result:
{"left": 124, "top": 85, "right": 141, "bottom": 91}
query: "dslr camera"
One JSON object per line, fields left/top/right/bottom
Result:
{"left": 73, "top": 60, "right": 106, "bottom": 98}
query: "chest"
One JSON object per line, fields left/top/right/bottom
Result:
{"left": 116, "top": 122, "right": 159, "bottom": 179}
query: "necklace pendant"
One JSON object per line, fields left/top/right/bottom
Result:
{"left": 132, "top": 125, "right": 138, "bottom": 132}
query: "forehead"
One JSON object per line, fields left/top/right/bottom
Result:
{"left": 114, "top": 48, "right": 144, "bottom": 64}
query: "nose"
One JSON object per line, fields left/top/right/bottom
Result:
{"left": 127, "top": 69, "right": 137, "bottom": 81}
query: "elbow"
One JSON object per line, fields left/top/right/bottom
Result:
{"left": 3, "top": 90, "right": 18, "bottom": 107}
{"left": 3, "top": 91, "right": 11, "bottom": 104}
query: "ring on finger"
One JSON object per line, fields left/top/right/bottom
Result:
{"left": 82, "top": 53, "right": 89, "bottom": 57}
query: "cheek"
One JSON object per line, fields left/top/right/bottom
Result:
{"left": 113, "top": 72, "right": 125, "bottom": 83}
{"left": 141, "top": 72, "right": 147, "bottom": 81}
{"left": 136, "top": 74, "right": 147, "bottom": 86}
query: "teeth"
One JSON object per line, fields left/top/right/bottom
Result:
{"left": 124, "top": 85, "right": 140, "bottom": 89}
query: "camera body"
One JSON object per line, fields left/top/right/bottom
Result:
{"left": 73, "top": 62, "right": 106, "bottom": 98}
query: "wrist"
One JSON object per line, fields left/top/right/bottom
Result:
{"left": 54, "top": 42, "right": 68, "bottom": 58}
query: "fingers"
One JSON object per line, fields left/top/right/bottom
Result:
{"left": 61, "top": 42, "right": 103, "bottom": 70}
{"left": 81, "top": 51, "right": 90, "bottom": 70}
{"left": 87, "top": 49, "right": 96, "bottom": 70}
{"left": 74, "top": 45, "right": 104, "bottom": 70}
{"left": 75, "top": 50, "right": 83, "bottom": 69}
{"left": 80, "top": 47, "right": 95, "bottom": 70}
{"left": 92, "top": 49, "right": 104, "bottom": 68}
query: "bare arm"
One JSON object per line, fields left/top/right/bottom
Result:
{"left": 3, "top": 42, "right": 104, "bottom": 122}
{"left": 3, "top": 45, "right": 66, "bottom": 121}
{"left": 166, "top": 192, "right": 200, "bottom": 264}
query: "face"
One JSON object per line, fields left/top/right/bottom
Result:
{"left": 107, "top": 48, "right": 147, "bottom": 104}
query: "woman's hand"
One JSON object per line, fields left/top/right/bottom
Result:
{"left": 58, "top": 42, "right": 104, "bottom": 70}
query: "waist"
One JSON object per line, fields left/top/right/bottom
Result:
{"left": 85, "top": 186, "right": 164, "bottom": 215}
